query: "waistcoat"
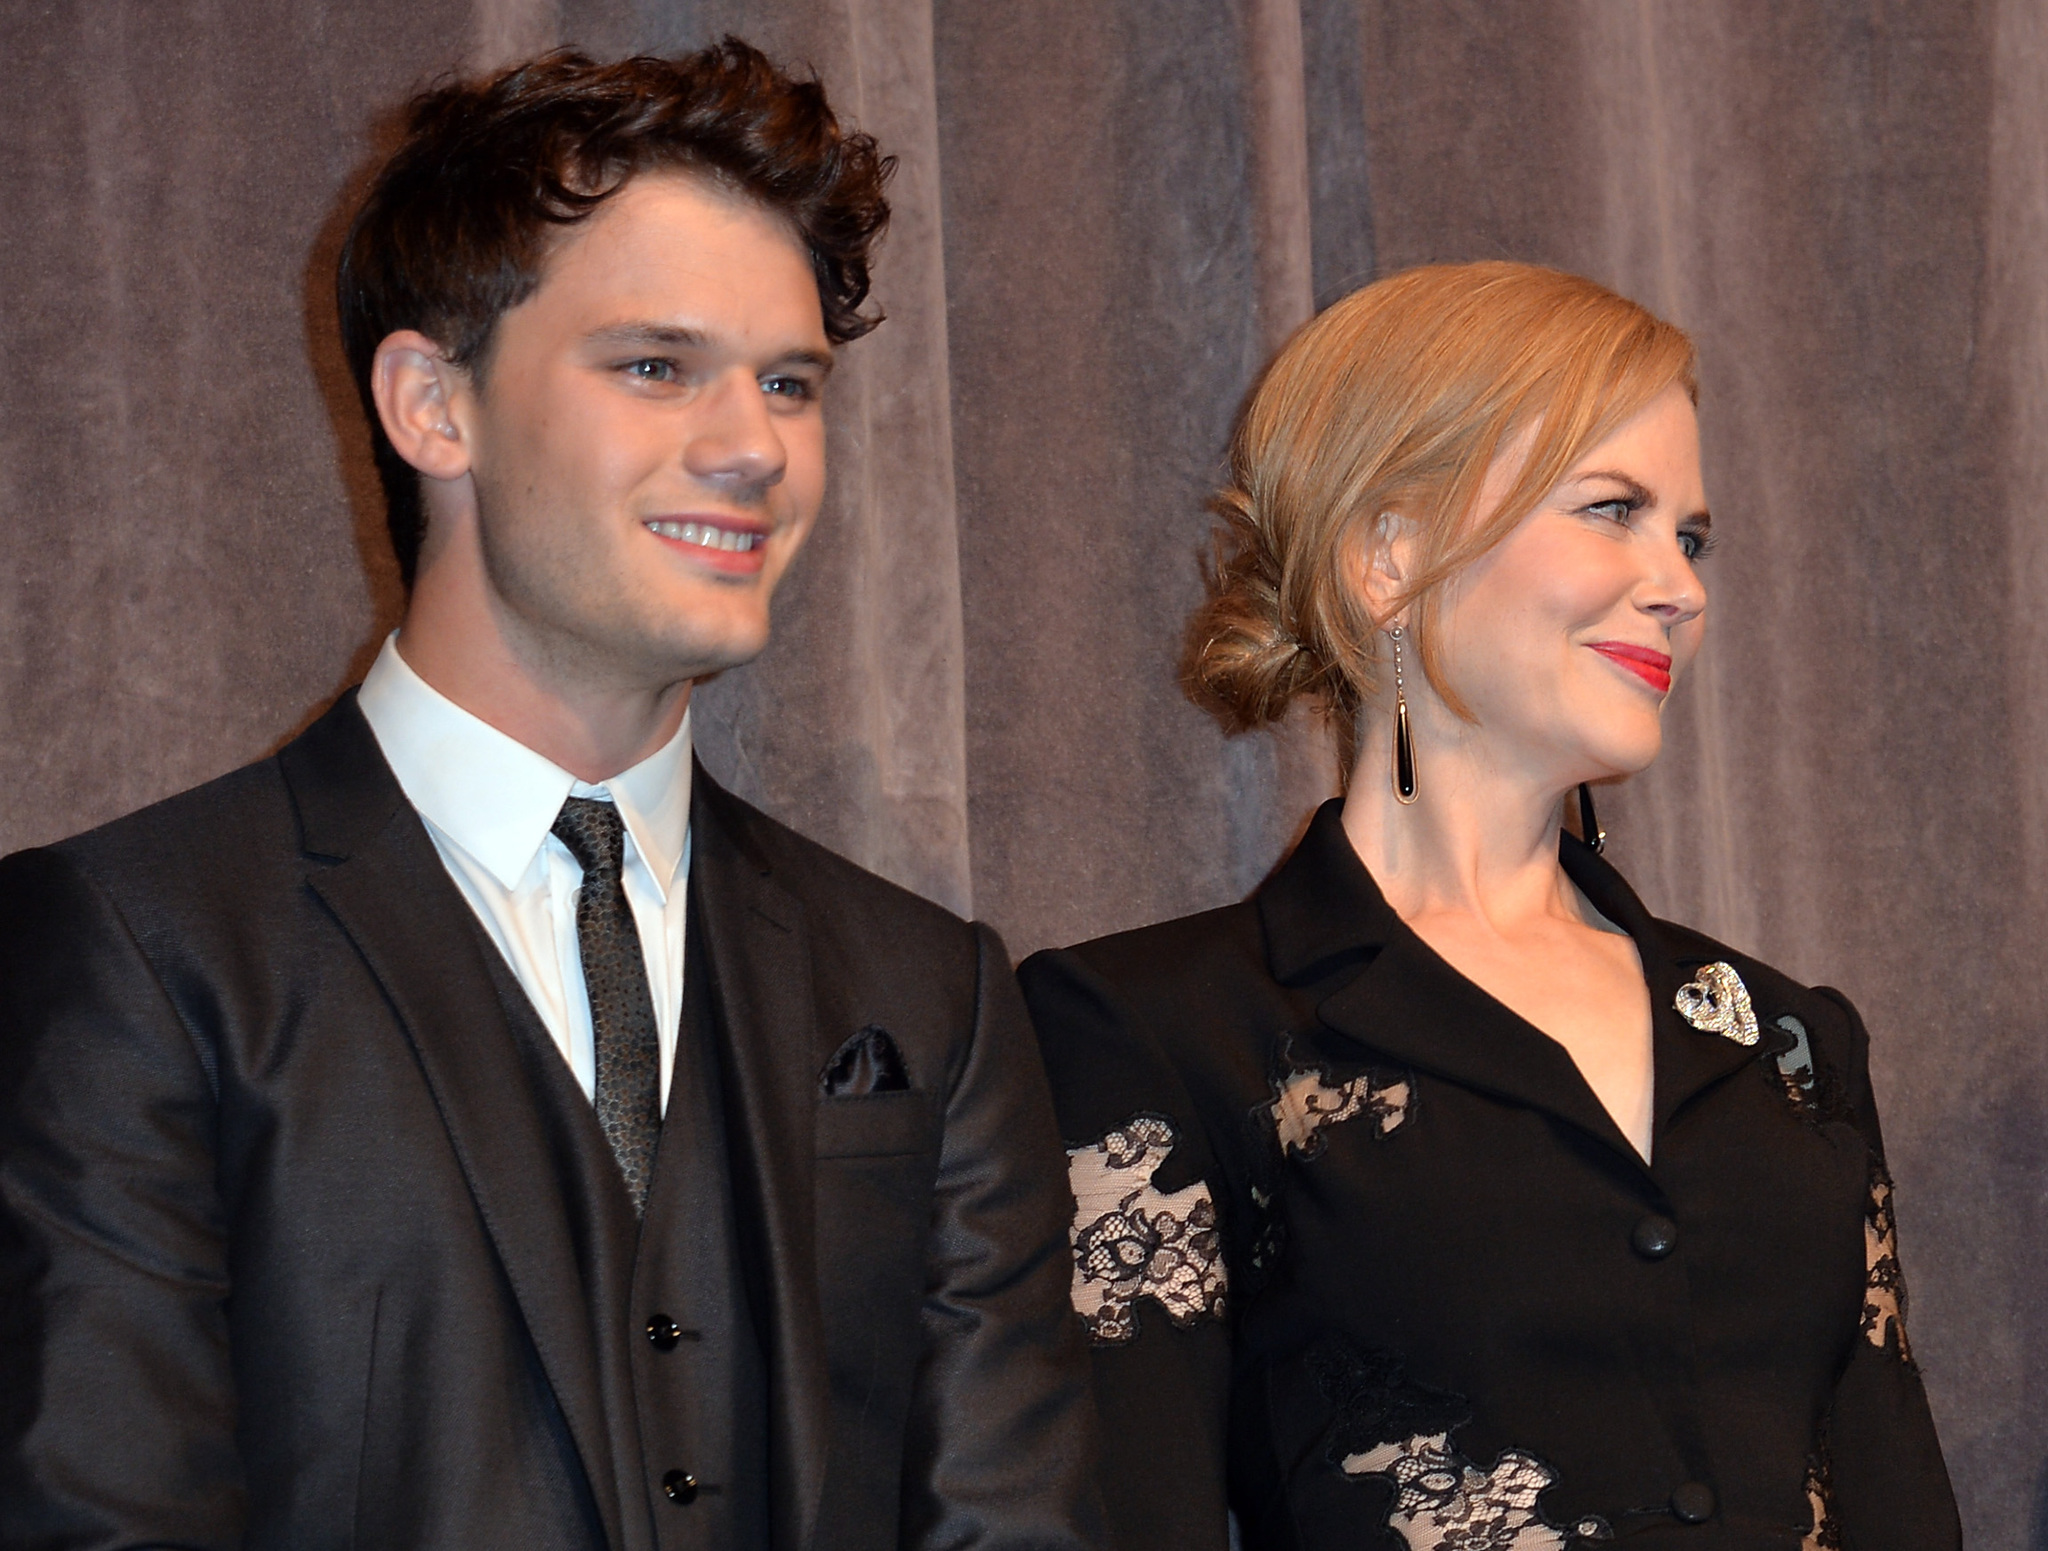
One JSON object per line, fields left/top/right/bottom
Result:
{"left": 480, "top": 917, "right": 769, "bottom": 1551}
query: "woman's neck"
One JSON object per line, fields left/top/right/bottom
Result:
{"left": 1339, "top": 710, "right": 1591, "bottom": 935}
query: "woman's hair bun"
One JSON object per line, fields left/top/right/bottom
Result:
{"left": 1183, "top": 485, "right": 1332, "bottom": 732}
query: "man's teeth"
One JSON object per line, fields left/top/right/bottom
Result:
{"left": 646, "top": 520, "right": 764, "bottom": 552}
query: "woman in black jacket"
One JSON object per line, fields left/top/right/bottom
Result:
{"left": 1021, "top": 262, "right": 1957, "bottom": 1551}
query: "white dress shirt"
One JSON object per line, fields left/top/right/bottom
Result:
{"left": 356, "top": 634, "right": 691, "bottom": 1114}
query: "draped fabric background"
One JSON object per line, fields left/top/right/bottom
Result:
{"left": 1, "top": 0, "right": 2040, "bottom": 1540}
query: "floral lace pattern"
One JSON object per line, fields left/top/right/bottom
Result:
{"left": 1270, "top": 1060, "right": 1411, "bottom": 1158}
{"left": 1862, "top": 1161, "right": 1911, "bottom": 1360}
{"left": 1674, "top": 961, "right": 1760, "bottom": 1046}
{"left": 1066, "top": 1116, "right": 1227, "bottom": 1344}
{"left": 1802, "top": 1443, "right": 1842, "bottom": 1550}
{"left": 1313, "top": 1342, "right": 1608, "bottom": 1550}
{"left": 1340, "top": 1434, "right": 1611, "bottom": 1549}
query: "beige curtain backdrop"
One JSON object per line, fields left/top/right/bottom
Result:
{"left": 1, "top": 0, "right": 2040, "bottom": 1540}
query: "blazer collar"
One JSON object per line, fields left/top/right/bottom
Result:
{"left": 1258, "top": 800, "right": 1759, "bottom": 1172}
{"left": 687, "top": 765, "right": 832, "bottom": 1551}
{"left": 279, "top": 692, "right": 629, "bottom": 1551}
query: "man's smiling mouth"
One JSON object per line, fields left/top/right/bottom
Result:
{"left": 645, "top": 519, "right": 766, "bottom": 553}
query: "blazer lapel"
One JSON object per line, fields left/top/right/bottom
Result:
{"left": 688, "top": 767, "right": 831, "bottom": 1551}
{"left": 1558, "top": 838, "right": 1760, "bottom": 1137}
{"left": 1263, "top": 802, "right": 1646, "bottom": 1168}
{"left": 280, "top": 695, "right": 626, "bottom": 1551}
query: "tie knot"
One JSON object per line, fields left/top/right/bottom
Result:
{"left": 552, "top": 796, "right": 627, "bottom": 880}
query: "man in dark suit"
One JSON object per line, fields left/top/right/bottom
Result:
{"left": 0, "top": 42, "right": 1102, "bottom": 1551}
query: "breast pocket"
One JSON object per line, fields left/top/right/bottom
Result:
{"left": 815, "top": 1089, "right": 938, "bottom": 1158}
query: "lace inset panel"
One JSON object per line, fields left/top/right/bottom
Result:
{"left": 1802, "top": 1445, "right": 1842, "bottom": 1551}
{"left": 1339, "top": 1434, "right": 1611, "bottom": 1549}
{"left": 1066, "top": 1115, "right": 1227, "bottom": 1344}
{"left": 1862, "top": 1162, "right": 1911, "bottom": 1361}
{"left": 1269, "top": 1061, "right": 1410, "bottom": 1159}
{"left": 1313, "top": 1342, "right": 1610, "bottom": 1550}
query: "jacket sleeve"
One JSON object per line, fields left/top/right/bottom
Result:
{"left": 1810, "top": 985, "right": 1962, "bottom": 1551}
{"left": 898, "top": 922, "right": 1113, "bottom": 1551}
{"left": 1018, "top": 946, "right": 1234, "bottom": 1551}
{"left": 0, "top": 848, "right": 245, "bottom": 1549}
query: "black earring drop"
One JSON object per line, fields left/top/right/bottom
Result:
{"left": 1577, "top": 782, "right": 1606, "bottom": 854}
{"left": 1390, "top": 624, "right": 1418, "bottom": 805}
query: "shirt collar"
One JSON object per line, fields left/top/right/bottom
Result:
{"left": 356, "top": 633, "right": 692, "bottom": 897}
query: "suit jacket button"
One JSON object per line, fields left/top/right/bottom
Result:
{"left": 663, "top": 1470, "right": 699, "bottom": 1505}
{"left": 1631, "top": 1214, "right": 1679, "bottom": 1260}
{"left": 646, "top": 1314, "right": 683, "bottom": 1351}
{"left": 1669, "top": 1481, "right": 1716, "bottom": 1522}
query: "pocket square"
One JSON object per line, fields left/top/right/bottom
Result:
{"left": 821, "top": 1025, "right": 911, "bottom": 1096}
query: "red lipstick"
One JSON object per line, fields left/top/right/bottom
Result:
{"left": 1589, "top": 640, "right": 1673, "bottom": 695}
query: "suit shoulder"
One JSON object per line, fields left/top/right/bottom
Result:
{"left": 19, "top": 755, "right": 294, "bottom": 892}
{"left": 704, "top": 778, "right": 973, "bottom": 946}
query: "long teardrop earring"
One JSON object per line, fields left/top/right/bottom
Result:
{"left": 1577, "top": 782, "right": 1606, "bottom": 854}
{"left": 1389, "top": 624, "right": 1419, "bottom": 805}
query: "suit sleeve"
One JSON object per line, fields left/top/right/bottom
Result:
{"left": 1810, "top": 986, "right": 1962, "bottom": 1551}
{"left": 0, "top": 848, "right": 244, "bottom": 1549}
{"left": 898, "top": 922, "right": 1112, "bottom": 1551}
{"left": 1018, "top": 947, "right": 1234, "bottom": 1551}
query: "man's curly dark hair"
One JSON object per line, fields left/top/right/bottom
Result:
{"left": 337, "top": 39, "right": 894, "bottom": 586}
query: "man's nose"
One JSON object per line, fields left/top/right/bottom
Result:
{"left": 682, "top": 370, "right": 787, "bottom": 493}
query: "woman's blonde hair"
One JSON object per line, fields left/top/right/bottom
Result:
{"left": 1186, "top": 261, "right": 1697, "bottom": 757}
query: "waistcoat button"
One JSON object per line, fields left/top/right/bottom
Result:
{"left": 1669, "top": 1481, "right": 1716, "bottom": 1522}
{"left": 647, "top": 1313, "right": 683, "bottom": 1350}
{"left": 1631, "top": 1213, "right": 1679, "bottom": 1260}
{"left": 663, "top": 1469, "right": 699, "bottom": 1505}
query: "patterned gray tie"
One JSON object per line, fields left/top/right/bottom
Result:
{"left": 551, "top": 797, "right": 661, "bottom": 1216}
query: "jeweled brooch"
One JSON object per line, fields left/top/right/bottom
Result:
{"left": 1674, "top": 961, "right": 1760, "bottom": 1046}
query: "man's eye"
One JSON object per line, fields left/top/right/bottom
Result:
{"left": 762, "top": 375, "right": 813, "bottom": 401}
{"left": 624, "top": 358, "right": 679, "bottom": 383}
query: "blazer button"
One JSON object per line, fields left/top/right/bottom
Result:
{"left": 1631, "top": 1214, "right": 1679, "bottom": 1260}
{"left": 1669, "top": 1481, "right": 1716, "bottom": 1522}
{"left": 662, "top": 1469, "right": 699, "bottom": 1505}
{"left": 646, "top": 1314, "right": 683, "bottom": 1351}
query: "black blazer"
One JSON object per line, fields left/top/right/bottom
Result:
{"left": 0, "top": 693, "right": 1104, "bottom": 1551}
{"left": 1021, "top": 800, "right": 1957, "bottom": 1551}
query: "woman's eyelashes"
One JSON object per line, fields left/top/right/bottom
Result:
{"left": 1580, "top": 491, "right": 1714, "bottom": 563}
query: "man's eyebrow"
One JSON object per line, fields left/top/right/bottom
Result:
{"left": 586, "top": 322, "right": 710, "bottom": 349}
{"left": 584, "top": 322, "right": 835, "bottom": 375}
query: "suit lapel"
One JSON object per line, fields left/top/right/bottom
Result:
{"left": 280, "top": 695, "right": 626, "bottom": 1551}
{"left": 689, "top": 766, "right": 831, "bottom": 1551}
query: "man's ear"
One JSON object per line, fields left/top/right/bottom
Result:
{"left": 1354, "top": 510, "right": 1421, "bottom": 626}
{"left": 370, "top": 330, "right": 472, "bottom": 482}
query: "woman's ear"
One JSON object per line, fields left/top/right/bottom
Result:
{"left": 1355, "top": 510, "right": 1422, "bottom": 626}
{"left": 370, "top": 330, "right": 473, "bottom": 482}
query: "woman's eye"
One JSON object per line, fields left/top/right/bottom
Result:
{"left": 1588, "top": 498, "right": 1634, "bottom": 524}
{"left": 1680, "top": 528, "right": 1716, "bottom": 561}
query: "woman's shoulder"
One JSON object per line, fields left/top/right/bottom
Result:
{"left": 1018, "top": 896, "right": 1274, "bottom": 1029}
{"left": 1650, "top": 913, "right": 1874, "bottom": 1099}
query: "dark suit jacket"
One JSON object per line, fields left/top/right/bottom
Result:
{"left": 1021, "top": 800, "right": 1958, "bottom": 1551}
{"left": 0, "top": 692, "right": 1104, "bottom": 1551}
